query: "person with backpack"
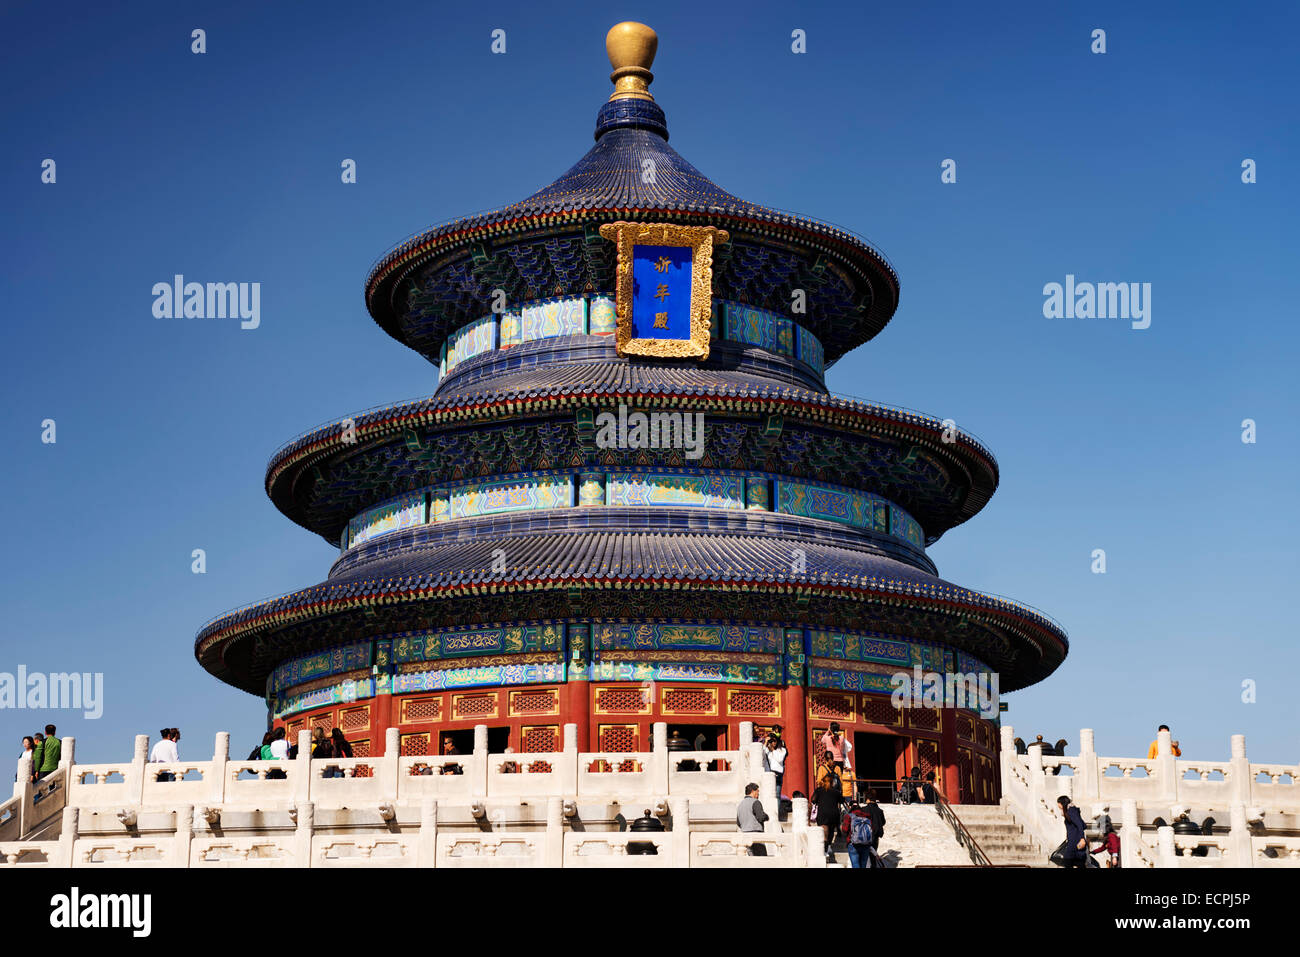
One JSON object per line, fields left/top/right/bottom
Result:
{"left": 736, "top": 782, "right": 770, "bottom": 856}
{"left": 840, "top": 802, "right": 875, "bottom": 868}
{"left": 864, "top": 794, "right": 886, "bottom": 852}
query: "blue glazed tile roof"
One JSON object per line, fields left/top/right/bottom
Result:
{"left": 194, "top": 528, "right": 1067, "bottom": 694}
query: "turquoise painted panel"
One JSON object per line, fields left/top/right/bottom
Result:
{"left": 348, "top": 490, "right": 427, "bottom": 548}
{"left": 606, "top": 472, "right": 744, "bottom": 509}
{"left": 796, "top": 324, "right": 824, "bottom": 373}
{"left": 521, "top": 297, "right": 586, "bottom": 340}
{"left": 723, "top": 303, "right": 794, "bottom": 355}
{"left": 448, "top": 474, "right": 573, "bottom": 520}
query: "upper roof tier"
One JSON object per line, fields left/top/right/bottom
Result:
{"left": 364, "top": 23, "right": 900, "bottom": 366}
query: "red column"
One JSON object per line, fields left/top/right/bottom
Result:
{"left": 373, "top": 692, "right": 394, "bottom": 756}
{"left": 566, "top": 680, "right": 591, "bottom": 752}
{"left": 939, "top": 706, "right": 960, "bottom": 803}
{"left": 783, "top": 684, "right": 809, "bottom": 796}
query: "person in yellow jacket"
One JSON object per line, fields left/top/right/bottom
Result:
{"left": 1147, "top": 724, "right": 1181, "bottom": 759}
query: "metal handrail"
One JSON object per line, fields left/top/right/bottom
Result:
{"left": 842, "top": 776, "right": 1003, "bottom": 868}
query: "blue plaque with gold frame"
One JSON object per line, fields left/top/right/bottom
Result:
{"left": 598, "top": 221, "right": 728, "bottom": 360}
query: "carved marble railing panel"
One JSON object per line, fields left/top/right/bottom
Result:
{"left": 578, "top": 752, "right": 651, "bottom": 797}
{"left": 562, "top": 831, "right": 676, "bottom": 867}
{"left": 73, "top": 837, "right": 172, "bottom": 867}
{"left": 688, "top": 831, "right": 804, "bottom": 867}
{"left": 312, "top": 833, "right": 418, "bottom": 867}
{"left": 1250, "top": 765, "right": 1299, "bottom": 809}
{"left": 398, "top": 756, "right": 476, "bottom": 801}
{"left": 486, "top": 751, "right": 571, "bottom": 797}
{"left": 0, "top": 840, "right": 56, "bottom": 866}
{"left": 668, "top": 752, "right": 741, "bottom": 799}
{"left": 190, "top": 836, "right": 297, "bottom": 867}
{"left": 69, "top": 764, "right": 134, "bottom": 807}
{"left": 1252, "top": 836, "right": 1300, "bottom": 867}
{"left": 141, "top": 764, "right": 213, "bottom": 807}
{"left": 224, "top": 761, "right": 299, "bottom": 805}
{"left": 435, "top": 831, "right": 543, "bottom": 867}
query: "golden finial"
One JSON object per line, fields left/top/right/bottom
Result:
{"left": 606, "top": 21, "right": 657, "bottom": 101}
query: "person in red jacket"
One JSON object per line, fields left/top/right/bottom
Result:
{"left": 1091, "top": 824, "right": 1121, "bottom": 867}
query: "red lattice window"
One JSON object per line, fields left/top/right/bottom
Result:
{"left": 286, "top": 719, "right": 305, "bottom": 738}
{"left": 453, "top": 694, "right": 498, "bottom": 719}
{"left": 510, "top": 690, "right": 558, "bottom": 715}
{"left": 860, "top": 695, "right": 901, "bottom": 727}
{"left": 979, "top": 754, "right": 995, "bottom": 802}
{"left": 916, "top": 739, "right": 939, "bottom": 778}
{"left": 727, "top": 690, "right": 778, "bottom": 716}
{"left": 809, "top": 692, "right": 853, "bottom": 720}
{"left": 310, "top": 714, "right": 335, "bottom": 734}
{"left": 599, "top": 725, "right": 638, "bottom": 753}
{"left": 341, "top": 705, "right": 370, "bottom": 732}
{"left": 350, "top": 738, "right": 371, "bottom": 758}
{"left": 401, "top": 696, "right": 441, "bottom": 724}
{"left": 528, "top": 760, "right": 554, "bottom": 773}
{"left": 400, "top": 733, "right": 430, "bottom": 757}
{"left": 909, "top": 708, "right": 941, "bottom": 732}
{"left": 595, "top": 687, "right": 649, "bottom": 714}
{"left": 958, "top": 748, "right": 975, "bottom": 798}
{"left": 521, "top": 726, "right": 559, "bottom": 753}
{"left": 956, "top": 713, "right": 975, "bottom": 741}
{"left": 662, "top": 688, "right": 715, "bottom": 715}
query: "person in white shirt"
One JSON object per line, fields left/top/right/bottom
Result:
{"left": 269, "top": 728, "right": 290, "bottom": 759}
{"left": 149, "top": 728, "right": 179, "bottom": 781}
{"left": 762, "top": 733, "right": 788, "bottom": 797}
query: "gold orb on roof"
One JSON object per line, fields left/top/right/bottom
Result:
{"left": 606, "top": 21, "right": 657, "bottom": 101}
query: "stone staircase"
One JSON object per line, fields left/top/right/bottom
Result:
{"left": 951, "top": 803, "right": 1050, "bottom": 867}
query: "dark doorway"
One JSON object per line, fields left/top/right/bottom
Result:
{"left": 667, "top": 724, "right": 727, "bottom": 750}
{"left": 853, "top": 732, "right": 902, "bottom": 801}
{"left": 439, "top": 727, "right": 512, "bottom": 754}
{"left": 666, "top": 724, "right": 729, "bottom": 771}
{"left": 440, "top": 729, "right": 473, "bottom": 756}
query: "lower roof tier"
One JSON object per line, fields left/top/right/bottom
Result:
{"left": 195, "top": 529, "right": 1067, "bottom": 697}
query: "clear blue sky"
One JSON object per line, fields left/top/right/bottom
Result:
{"left": 2, "top": 1, "right": 1296, "bottom": 766}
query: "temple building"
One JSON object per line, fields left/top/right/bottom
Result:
{"left": 194, "top": 22, "right": 1067, "bottom": 803}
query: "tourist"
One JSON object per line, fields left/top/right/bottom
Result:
{"left": 149, "top": 728, "right": 179, "bottom": 782}
{"left": 896, "top": 766, "right": 921, "bottom": 804}
{"left": 329, "top": 728, "right": 352, "bottom": 760}
{"left": 840, "top": 801, "right": 874, "bottom": 868}
{"left": 864, "top": 794, "right": 886, "bottom": 853}
{"left": 736, "top": 782, "right": 769, "bottom": 856}
{"left": 813, "top": 751, "right": 843, "bottom": 862}
{"left": 1054, "top": 795, "right": 1088, "bottom": 868}
{"left": 1147, "top": 724, "right": 1182, "bottom": 758}
{"left": 500, "top": 747, "right": 520, "bottom": 774}
{"left": 249, "top": 732, "right": 272, "bottom": 762}
{"left": 762, "top": 733, "right": 787, "bottom": 797}
{"left": 264, "top": 727, "right": 289, "bottom": 779}
{"left": 313, "top": 728, "right": 337, "bottom": 778}
{"left": 323, "top": 727, "right": 351, "bottom": 778}
{"left": 1092, "top": 824, "right": 1122, "bottom": 867}
{"left": 441, "top": 735, "right": 463, "bottom": 774}
{"left": 36, "top": 725, "right": 60, "bottom": 781}
{"left": 819, "top": 722, "right": 850, "bottom": 773}
{"left": 31, "top": 733, "right": 44, "bottom": 779}
{"left": 917, "top": 770, "right": 938, "bottom": 804}
{"left": 18, "top": 736, "right": 36, "bottom": 782}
